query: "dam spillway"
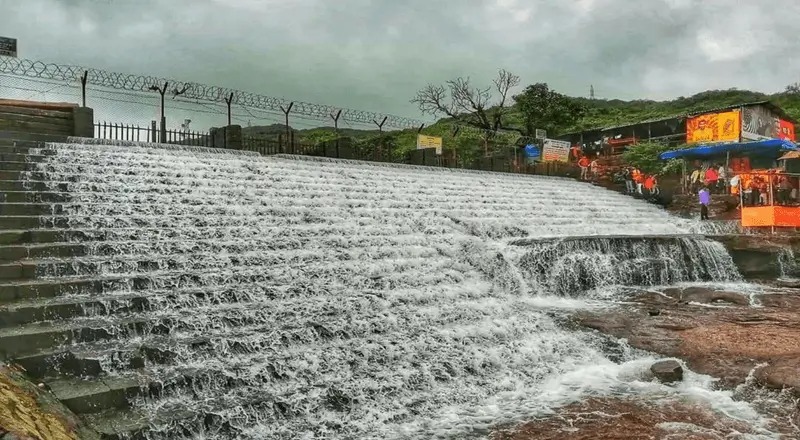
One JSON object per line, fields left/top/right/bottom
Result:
{"left": 0, "top": 139, "right": 749, "bottom": 439}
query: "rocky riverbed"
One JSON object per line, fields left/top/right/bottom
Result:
{"left": 494, "top": 281, "right": 800, "bottom": 439}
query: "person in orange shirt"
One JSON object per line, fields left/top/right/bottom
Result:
{"left": 632, "top": 168, "right": 644, "bottom": 194}
{"left": 578, "top": 156, "right": 590, "bottom": 180}
{"left": 644, "top": 174, "right": 655, "bottom": 195}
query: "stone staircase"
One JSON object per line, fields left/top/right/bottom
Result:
{"left": 0, "top": 135, "right": 161, "bottom": 439}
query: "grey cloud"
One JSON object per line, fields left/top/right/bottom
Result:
{"left": 1, "top": 0, "right": 799, "bottom": 126}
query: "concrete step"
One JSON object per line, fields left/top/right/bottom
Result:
{"left": 48, "top": 374, "right": 144, "bottom": 414}
{"left": 0, "top": 229, "right": 73, "bottom": 245}
{"left": 0, "top": 203, "right": 64, "bottom": 216}
{"left": 0, "top": 276, "right": 138, "bottom": 302}
{"left": 0, "top": 161, "right": 41, "bottom": 171}
{"left": 82, "top": 386, "right": 293, "bottom": 439}
{"left": 0, "top": 153, "right": 47, "bottom": 162}
{"left": 0, "top": 243, "right": 87, "bottom": 262}
{"left": 0, "top": 144, "right": 57, "bottom": 155}
{"left": 0, "top": 281, "right": 278, "bottom": 327}
{"left": 0, "top": 180, "right": 61, "bottom": 192}
{"left": 0, "top": 216, "right": 62, "bottom": 229}
{"left": 1, "top": 191, "right": 70, "bottom": 203}
{"left": 12, "top": 337, "right": 197, "bottom": 379}
{"left": 0, "top": 292, "right": 147, "bottom": 328}
{"left": 0, "top": 131, "right": 69, "bottom": 143}
{"left": 0, "top": 316, "right": 158, "bottom": 357}
{"left": 49, "top": 363, "right": 273, "bottom": 416}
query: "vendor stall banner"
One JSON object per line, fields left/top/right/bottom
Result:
{"left": 686, "top": 110, "right": 740, "bottom": 143}
{"left": 742, "top": 105, "right": 780, "bottom": 141}
{"left": 777, "top": 119, "right": 796, "bottom": 142}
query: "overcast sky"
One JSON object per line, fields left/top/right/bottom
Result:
{"left": 1, "top": 0, "right": 799, "bottom": 127}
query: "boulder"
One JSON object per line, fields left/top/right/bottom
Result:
{"left": 650, "top": 360, "right": 683, "bottom": 383}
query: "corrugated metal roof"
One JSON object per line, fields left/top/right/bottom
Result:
{"left": 585, "top": 101, "right": 797, "bottom": 133}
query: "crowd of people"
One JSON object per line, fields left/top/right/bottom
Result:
{"left": 571, "top": 145, "right": 662, "bottom": 196}
{"left": 569, "top": 143, "right": 799, "bottom": 222}
{"left": 687, "top": 163, "right": 799, "bottom": 207}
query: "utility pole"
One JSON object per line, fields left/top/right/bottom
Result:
{"left": 590, "top": 84, "right": 595, "bottom": 100}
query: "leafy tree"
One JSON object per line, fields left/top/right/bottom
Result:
{"left": 622, "top": 141, "right": 690, "bottom": 175}
{"left": 513, "top": 83, "right": 586, "bottom": 136}
{"left": 411, "top": 69, "right": 521, "bottom": 133}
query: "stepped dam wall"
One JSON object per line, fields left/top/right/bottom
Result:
{"left": 0, "top": 138, "right": 789, "bottom": 439}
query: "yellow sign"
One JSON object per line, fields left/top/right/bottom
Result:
{"left": 417, "top": 134, "right": 443, "bottom": 155}
{"left": 686, "top": 110, "right": 740, "bottom": 144}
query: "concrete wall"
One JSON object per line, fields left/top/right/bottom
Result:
{"left": 210, "top": 125, "right": 242, "bottom": 150}
{"left": 0, "top": 99, "right": 94, "bottom": 138}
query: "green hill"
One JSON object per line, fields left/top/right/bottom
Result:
{"left": 247, "top": 88, "right": 800, "bottom": 159}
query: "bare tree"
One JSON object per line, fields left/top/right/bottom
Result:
{"left": 411, "top": 69, "right": 520, "bottom": 133}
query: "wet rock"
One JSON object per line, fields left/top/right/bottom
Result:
{"left": 776, "top": 278, "right": 800, "bottom": 289}
{"left": 648, "top": 309, "right": 660, "bottom": 316}
{"left": 650, "top": 360, "right": 683, "bottom": 383}
{"left": 575, "top": 286, "right": 800, "bottom": 391}
{"left": 681, "top": 288, "right": 750, "bottom": 306}
{"left": 490, "top": 397, "right": 757, "bottom": 440}
{"left": 755, "top": 360, "right": 800, "bottom": 390}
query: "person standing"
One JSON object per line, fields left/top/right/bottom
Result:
{"left": 704, "top": 166, "right": 719, "bottom": 194}
{"left": 699, "top": 186, "right": 711, "bottom": 220}
{"left": 589, "top": 157, "right": 599, "bottom": 182}
{"left": 623, "top": 167, "right": 635, "bottom": 194}
{"left": 578, "top": 155, "right": 590, "bottom": 180}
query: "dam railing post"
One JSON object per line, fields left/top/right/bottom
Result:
{"left": 280, "top": 102, "right": 294, "bottom": 154}
{"left": 330, "top": 110, "right": 342, "bottom": 158}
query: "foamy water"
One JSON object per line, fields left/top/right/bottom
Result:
{"left": 23, "top": 140, "right": 782, "bottom": 439}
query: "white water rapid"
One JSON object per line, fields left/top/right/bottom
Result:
{"left": 26, "top": 141, "right": 777, "bottom": 439}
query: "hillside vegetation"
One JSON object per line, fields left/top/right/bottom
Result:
{"left": 244, "top": 87, "right": 800, "bottom": 161}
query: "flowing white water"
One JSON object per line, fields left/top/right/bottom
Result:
{"left": 27, "top": 141, "right": 778, "bottom": 439}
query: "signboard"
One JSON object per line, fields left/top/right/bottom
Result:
{"left": 542, "top": 139, "right": 570, "bottom": 162}
{"left": 416, "top": 134, "right": 442, "bottom": 155}
{"left": 0, "top": 36, "right": 17, "bottom": 57}
{"left": 777, "top": 119, "right": 796, "bottom": 142}
{"left": 686, "top": 110, "right": 740, "bottom": 144}
{"left": 534, "top": 128, "right": 547, "bottom": 140}
{"left": 742, "top": 105, "right": 779, "bottom": 141}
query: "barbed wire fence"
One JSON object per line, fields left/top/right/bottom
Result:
{"left": 0, "top": 56, "right": 534, "bottom": 166}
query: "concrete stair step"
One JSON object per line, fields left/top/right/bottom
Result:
{"left": 49, "top": 364, "right": 275, "bottom": 416}
{"left": 0, "top": 131, "right": 69, "bottom": 143}
{"left": 0, "top": 243, "right": 88, "bottom": 262}
{"left": 0, "top": 280, "right": 280, "bottom": 327}
{"left": 0, "top": 292, "right": 148, "bottom": 328}
{"left": 0, "top": 144, "right": 57, "bottom": 156}
{"left": 0, "top": 215, "right": 63, "bottom": 229}
{"left": 0, "top": 202, "right": 64, "bottom": 216}
{"left": 0, "top": 316, "right": 159, "bottom": 357}
{"left": 0, "top": 152, "right": 47, "bottom": 162}
{"left": 0, "top": 160, "right": 41, "bottom": 171}
{"left": 0, "top": 229, "right": 73, "bottom": 245}
{"left": 0, "top": 275, "right": 139, "bottom": 303}
{"left": 82, "top": 386, "right": 297, "bottom": 439}
{"left": 0, "top": 180, "right": 61, "bottom": 192}
{"left": 12, "top": 337, "right": 199, "bottom": 380}
{"left": 48, "top": 374, "right": 144, "bottom": 414}
{"left": 1, "top": 191, "right": 70, "bottom": 203}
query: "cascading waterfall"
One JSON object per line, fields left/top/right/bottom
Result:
{"left": 20, "top": 140, "right": 777, "bottom": 439}
{"left": 509, "top": 236, "right": 741, "bottom": 297}
{"left": 777, "top": 247, "right": 799, "bottom": 278}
